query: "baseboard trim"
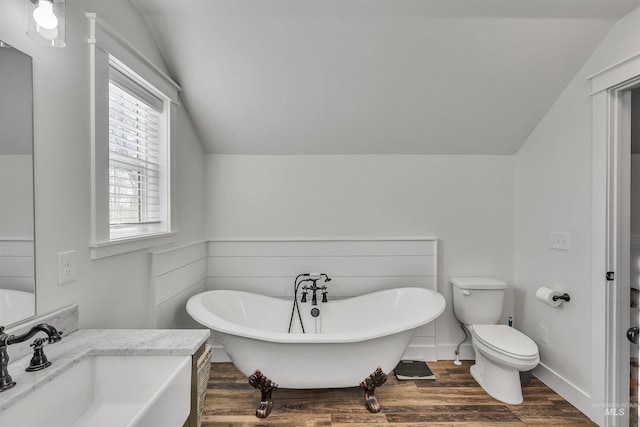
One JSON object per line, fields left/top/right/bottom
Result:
{"left": 436, "top": 343, "right": 475, "bottom": 361}
{"left": 533, "top": 362, "right": 592, "bottom": 420}
{"left": 210, "top": 341, "right": 231, "bottom": 363}
{"left": 401, "top": 344, "right": 437, "bottom": 362}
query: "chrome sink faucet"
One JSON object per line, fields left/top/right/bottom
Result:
{"left": 0, "top": 323, "right": 63, "bottom": 392}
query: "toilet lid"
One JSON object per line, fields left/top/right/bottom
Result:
{"left": 472, "top": 324, "right": 538, "bottom": 359}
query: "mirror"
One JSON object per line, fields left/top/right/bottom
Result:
{"left": 0, "top": 41, "right": 36, "bottom": 326}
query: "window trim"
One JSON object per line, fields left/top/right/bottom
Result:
{"left": 108, "top": 61, "right": 168, "bottom": 239}
{"left": 88, "top": 13, "right": 180, "bottom": 259}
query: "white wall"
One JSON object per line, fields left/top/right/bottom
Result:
{"left": 152, "top": 241, "right": 208, "bottom": 329}
{"left": 0, "top": 46, "right": 33, "bottom": 156}
{"left": 206, "top": 154, "right": 515, "bottom": 355}
{"left": 0, "top": 156, "right": 33, "bottom": 239}
{"left": 0, "top": 0, "right": 206, "bottom": 328}
{"left": 515, "top": 5, "right": 640, "bottom": 417}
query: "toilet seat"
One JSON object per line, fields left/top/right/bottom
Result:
{"left": 471, "top": 324, "right": 538, "bottom": 361}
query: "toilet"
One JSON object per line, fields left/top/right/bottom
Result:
{"left": 450, "top": 277, "right": 539, "bottom": 404}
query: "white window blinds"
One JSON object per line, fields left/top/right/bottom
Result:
{"left": 108, "top": 66, "right": 165, "bottom": 233}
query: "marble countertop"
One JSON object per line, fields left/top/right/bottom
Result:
{"left": 0, "top": 328, "right": 210, "bottom": 411}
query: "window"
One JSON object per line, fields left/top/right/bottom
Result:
{"left": 108, "top": 65, "right": 168, "bottom": 239}
{"left": 88, "top": 13, "right": 180, "bottom": 259}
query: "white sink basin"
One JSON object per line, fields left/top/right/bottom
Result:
{"left": 0, "top": 354, "right": 191, "bottom": 427}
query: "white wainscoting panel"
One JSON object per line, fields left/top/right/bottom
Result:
{"left": 150, "top": 241, "right": 208, "bottom": 329}
{"left": 207, "top": 238, "right": 439, "bottom": 362}
{"left": 0, "top": 240, "right": 34, "bottom": 292}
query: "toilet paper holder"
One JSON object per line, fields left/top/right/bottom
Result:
{"left": 552, "top": 293, "right": 571, "bottom": 302}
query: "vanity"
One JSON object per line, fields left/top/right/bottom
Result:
{"left": 0, "top": 305, "right": 210, "bottom": 427}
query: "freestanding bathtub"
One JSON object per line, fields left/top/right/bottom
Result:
{"left": 187, "top": 287, "right": 445, "bottom": 416}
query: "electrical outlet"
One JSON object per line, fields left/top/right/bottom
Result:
{"left": 58, "top": 250, "right": 76, "bottom": 285}
{"left": 550, "top": 232, "right": 570, "bottom": 251}
{"left": 540, "top": 325, "right": 548, "bottom": 343}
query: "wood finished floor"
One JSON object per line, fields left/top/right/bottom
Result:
{"left": 201, "top": 361, "right": 596, "bottom": 426}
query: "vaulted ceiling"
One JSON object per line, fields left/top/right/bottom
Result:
{"left": 131, "top": 0, "right": 640, "bottom": 154}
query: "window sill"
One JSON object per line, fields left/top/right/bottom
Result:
{"left": 90, "top": 232, "right": 178, "bottom": 259}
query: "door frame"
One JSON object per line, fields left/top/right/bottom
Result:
{"left": 591, "top": 58, "right": 640, "bottom": 426}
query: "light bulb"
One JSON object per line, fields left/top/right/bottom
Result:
{"left": 32, "top": 0, "right": 58, "bottom": 30}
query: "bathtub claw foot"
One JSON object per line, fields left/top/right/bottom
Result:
{"left": 249, "top": 370, "right": 278, "bottom": 418}
{"left": 255, "top": 399, "right": 273, "bottom": 419}
{"left": 360, "top": 367, "right": 387, "bottom": 413}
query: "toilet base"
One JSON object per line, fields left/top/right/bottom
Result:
{"left": 470, "top": 351, "right": 524, "bottom": 405}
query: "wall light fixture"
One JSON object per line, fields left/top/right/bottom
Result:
{"left": 26, "top": 0, "right": 66, "bottom": 48}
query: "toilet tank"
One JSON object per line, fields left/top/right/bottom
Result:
{"left": 450, "top": 277, "right": 507, "bottom": 325}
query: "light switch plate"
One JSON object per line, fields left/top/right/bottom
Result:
{"left": 540, "top": 325, "right": 548, "bottom": 343}
{"left": 550, "top": 232, "right": 570, "bottom": 251}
